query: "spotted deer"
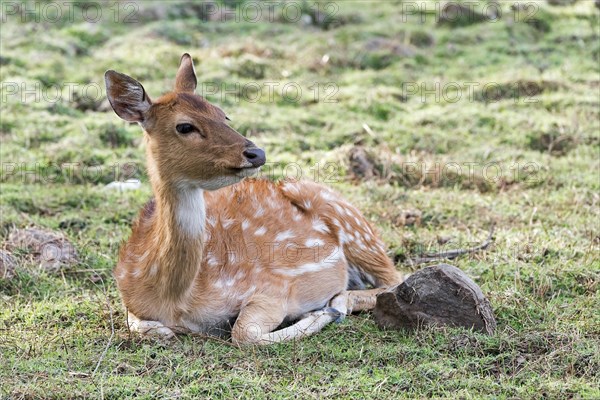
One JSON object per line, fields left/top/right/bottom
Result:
{"left": 105, "top": 54, "right": 403, "bottom": 345}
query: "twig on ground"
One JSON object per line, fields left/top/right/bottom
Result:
{"left": 405, "top": 224, "right": 495, "bottom": 267}
{"left": 92, "top": 278, "right": 115, "bottom": 378}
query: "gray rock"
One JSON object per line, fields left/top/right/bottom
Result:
{"left": 374, "top": 264, "right": 496, "bottom": 334}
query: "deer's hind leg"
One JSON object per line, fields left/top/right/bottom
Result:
{"left": 231, "top": 294, "right": 343, "bottom": 345}
{"left": 236, "top": 288, "right": 388, "bottom": 345}
{"left": 328, "top": 287, "right": 390, "bottom": 320}
{"left": 231, "top": 294, "right": 287, "bottom": 345}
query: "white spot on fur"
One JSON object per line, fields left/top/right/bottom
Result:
{"left": 207, "top": 254, "right": 219, "bottom": 267}
{"left": 305, "top": 238, "right": 324, "bottom": 247}
{"left": 268, "top": 197, "right": 278, "bottom": 209}
{"left": 221, "top": 219, "right": 234, "bottom": 229}
{"left": 272, "top": 261, "right": 328, "bottom": 276}
{"left": 138, "top": 250, "right": 150, "bottom": 262}
{"left": 238, "top": 285, "right": 256, "bottom": 301}
{"left": 320, "top": 190, "right": 336, "bottom": 201}
{"left": 333, "top": 203, "right": 346, "bottom": 216}
{"left": 225, "top": 277, "right": 236, "bottom": 287}
{"left": 148, "top": 263, "right": 158, "bottom": 276}
{"left": 339, "top": 230, "right": 349, "bottom": 244}
{"left": 312, "top": 219, "right": 329, "bottom": 234}
{"left": 272, "top": 247, "right": 341, "bottom": 276}
{"left": 275, "top": 229, "right": 295, "bottom": 242}
{"left": 293, "top": 213, "right": 302, "bottom": 222}
{"left": 255, "top": 206, "right": 265, "bottom": 217}
{"left": 228, "top": 252, "right": 236, "bottom": 264}
{"left": 234, "top": 270, "right": 245, "bottom": 281}
{"left": 283, "top": 183, "right": 299, "bottom": 195}
{"left": 255, "top": 226, "right": 267, "bottom": 236}
{"left": 242, "top": 219, "right": 250, "bottom": 231}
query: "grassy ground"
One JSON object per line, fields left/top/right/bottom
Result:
{"left": 1, "top": 0, "right": 599, "bottom": 398}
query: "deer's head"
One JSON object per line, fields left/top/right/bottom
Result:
{"left": 105, "top": 54, "right": 265, "bottom": 191}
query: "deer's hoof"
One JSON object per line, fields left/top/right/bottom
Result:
{"left": 129, "top": 319, "right": 176, "bottom": 339}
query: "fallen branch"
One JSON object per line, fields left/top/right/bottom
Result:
{"left": 405, "top": 224, "right": 495, "bottom": 267}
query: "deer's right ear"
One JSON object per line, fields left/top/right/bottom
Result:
{"left": 104, "top": 70, "right": 152, "bottom": 123}
{"left": 174, "top": 53, "right": 197, "bottom": 93}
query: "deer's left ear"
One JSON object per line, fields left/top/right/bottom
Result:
{"left": 175, "top": 53, "right": 197, "bottom": 93}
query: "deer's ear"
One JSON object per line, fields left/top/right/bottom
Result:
{"left": 174, "top": 53, "right": 197, "bottom": 93}
{"left": 104, "top": 70, "right": 152, "bottom": 123}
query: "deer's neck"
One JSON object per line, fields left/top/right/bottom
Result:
{"left": 148, "top": 170, "right": 206, "bottom": 300}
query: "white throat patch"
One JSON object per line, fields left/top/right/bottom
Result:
{"left": 175, "top": 184, "right": 206, "bottom": 237}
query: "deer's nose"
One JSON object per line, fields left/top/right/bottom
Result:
{"left": 243, "top": 147, "right": 266, "bottom": 168}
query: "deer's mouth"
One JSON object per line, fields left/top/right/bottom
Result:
{"left": 231, "top": 166, "right": 261, "bottom": 178}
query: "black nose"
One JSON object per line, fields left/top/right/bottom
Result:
{"left": 243, "top": 147, "right": 266, "bottom": 168}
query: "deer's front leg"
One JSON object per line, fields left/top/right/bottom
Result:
{"left": 127, "top": 311, "right": 175, "bottom": 339}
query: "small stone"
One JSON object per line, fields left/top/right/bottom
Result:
{"left": 397, "top": 209, "right": 422, "bottom": 227}
{"left": 348, "top": 146, "right": 378, "bottom": 181}
{"left": 0, "top": 250, "right": 17, "bottom": 280}
{"left": 6, "top": 228, "right": 79, "bottom": 273}
{"left": 89, "top": 273, "right": 103, "bottom": 284}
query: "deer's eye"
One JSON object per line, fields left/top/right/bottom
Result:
{"left": 176, "top": 123, "right": 196, "bottom": 134}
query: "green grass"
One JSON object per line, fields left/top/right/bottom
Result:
{"left": 1, "top": 0, "right": 599, "bottom": 398}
